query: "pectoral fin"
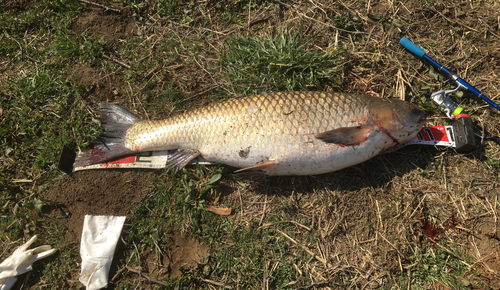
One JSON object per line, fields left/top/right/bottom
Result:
{"left": 315, "top": 125, "right": 374, "bottom": 146}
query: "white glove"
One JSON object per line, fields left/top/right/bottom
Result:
{"left": 0, "top": 236, "right": 57, "bottom": 290}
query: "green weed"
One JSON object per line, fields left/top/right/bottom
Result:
{"left": 405, "top": 243, "right": 472, "bottom": 289}
{"left": 331, "top": 7, "right": 363, "bottom": 36}
{"left": 222, "top": 11, "right": 243, "bottom": 25}
{"left": 0, "top": 0, "right": 99, "bottom": 180}
{"left": 0, "top": 0, "right": 80, "bottom": 37}
{"left": 37, "top": 248, "right": 81, "bottom": 289}
{"left": 125, "top": 164, "right": 225, "bottom": 247}
{"left": 1, "top": 70, "right": 98, "bottom": 176}
{"left": 120, "top": 0, "right": 274, "bottom": 22}
{"left": 219, "top": 28, "right": 346, "bottom": 96}
{"left": 52, "top": 33, "right": 105, "bottom": 62}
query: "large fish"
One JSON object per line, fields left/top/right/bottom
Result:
{"left": 75, "top": 92, "right": 425, "bottom": 175}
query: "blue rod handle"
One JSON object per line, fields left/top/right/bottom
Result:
{"left": 399, "top": 37, "right": 426, "bottom": 58}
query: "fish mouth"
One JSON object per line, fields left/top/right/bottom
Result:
{"left": 411, "top": 111, "right": 427, "bottom": 130}
{"left": 417, "top": 114, "right": 427, "bottom": 125}
{"left": 394, "top": 104, "right": 426, "bottom": 129}
{"left": 379, "top": 101, "right": 426, "bottom": 144}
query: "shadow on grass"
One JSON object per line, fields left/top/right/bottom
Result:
{"left": 243, "top": 145, "right": 439, "bottom": 198}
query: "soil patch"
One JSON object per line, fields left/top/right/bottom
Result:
{"left": 69, "top": 64, "right": 101, "bottom": 88}
{"left": 1, "top": 0, "right": 35, "bottom": 12}
{"left": 67, "top": 63, "right": 126, "bottom": 104}
{"left": 39, "top": 170, "right": 153, "bottom": 242}
{"left": 73, "top": 5, "right": 136, "bottom": 43}
{"left": 468, "top": 217, "right": 500, "bottom": 258}
{"left": 141, "top": 232, "right": 209, "bottom": 280}
{"left": 471, "top": 251, "right": 500, "bottom": 287}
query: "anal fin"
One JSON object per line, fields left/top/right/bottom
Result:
{"left": 315, "top": 125, "right": 374, "bottom": 146}
{"left": 234, "top": 160, "right": 276, "bottom": 173}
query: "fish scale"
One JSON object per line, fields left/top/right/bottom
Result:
{"left": 75, "top": 91, "right": 425, "bottom": 175}
{"left": 126, "top": 92, "right": 363, "bottom": 160}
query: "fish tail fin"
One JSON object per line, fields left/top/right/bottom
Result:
{"left": 74, "top": 103, "right": 140, "bottom": 167}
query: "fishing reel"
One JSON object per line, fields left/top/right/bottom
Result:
{"left": 423, "top": 75, "right": 500, "bottom": 149}
{"left": 424, "top": 87, "right": 464, "bottom": 119}
{"left": 422, "top": 88, "right": 476, "bottom": 152}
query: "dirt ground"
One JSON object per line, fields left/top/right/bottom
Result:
{"left": 4, "top": 0, "right": 500, "bottom": 288}
{"left": 41, "top": 170, "right": 152, "bottom": 241}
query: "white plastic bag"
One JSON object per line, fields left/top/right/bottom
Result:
{"left": 79, "top": 215, "right": 126, "bottom": 290}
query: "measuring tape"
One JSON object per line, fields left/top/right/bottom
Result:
{"left": 65, "top": 126, "right": 460, "bottom": 173}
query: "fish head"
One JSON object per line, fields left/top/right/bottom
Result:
{"left": 368, "top": 98, "right": 426, "bottom": 143}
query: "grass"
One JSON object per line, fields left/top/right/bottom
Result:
{"left": 103, "top": 166, "right": 309, "bottom": 288}
{"left": 1, "top": 0, "right": 500, "bottom": 289}
{"left": 1, "top": 70, "right": 97, "bottom": 177}
{"left": 122, "top": 165, "right": 316, "bottom": 288}
{"left": 219, "top": 28, "right": 346, "bottom": 96}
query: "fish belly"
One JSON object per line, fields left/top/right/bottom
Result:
{"left": 200, "top": 128, "right": 391, "bottom": 175}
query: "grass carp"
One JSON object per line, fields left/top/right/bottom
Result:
{"left": 75, "top": 92, "right": 426, "bottom": 175}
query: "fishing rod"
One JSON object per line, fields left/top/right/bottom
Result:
{"left": 399, "top": 37, "right": 500, "bottom": 152}
{"left": 399, "top": 37, "right": 500, "bottom": 118}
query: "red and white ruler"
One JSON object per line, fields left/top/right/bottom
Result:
{"left": 73, "top": 150, "right": 213, "bottom": 172}
{"left": 72, "top": 126, "right": 456, "bottom": 172}
{"left": 403, "top": 125, "right": 455, "bottom": 147}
